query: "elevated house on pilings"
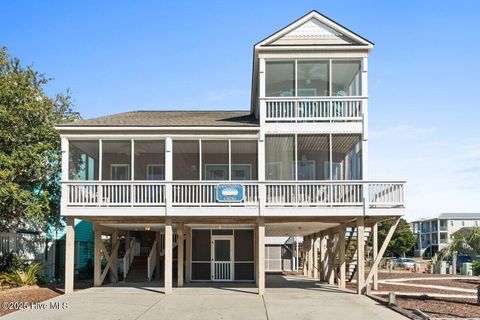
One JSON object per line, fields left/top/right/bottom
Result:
{"left": 57, "top": 10, "right": 405, "bottom": 295}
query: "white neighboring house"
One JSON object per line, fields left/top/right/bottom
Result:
{"left": 57, "top": 10, "right": 406, "bottom": 295}
{"left": 411, "top": 213, "right": 480, "bottom": 258}
{"left": 0, "top": 227, "right": 46, "bottom": 263}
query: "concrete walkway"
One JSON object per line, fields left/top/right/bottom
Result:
{"left": 2, "top": 275, "right": 406, "bottom": 320}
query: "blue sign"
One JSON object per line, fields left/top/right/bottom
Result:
{"left": 216, "top": 184, "right": 244, "bottom": 203}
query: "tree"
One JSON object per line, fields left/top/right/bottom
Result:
{"left": 0, "top": 47, "right": 76, "bottom": 231}
{"left": 377, "top": 218, "right": 416, "bottom": 257}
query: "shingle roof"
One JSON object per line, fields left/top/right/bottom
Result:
{"left": 437, "top": 213, "right": 480, "bottom": 220}
{"left": 58, "top": 111, "right": 259, "bottom": 127}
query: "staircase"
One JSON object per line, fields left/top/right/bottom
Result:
{"left": 125, "top": 256, "right": 149, "bottom": 282}
{"left": 345, "top": 227, "right": 371, "bottom": 282}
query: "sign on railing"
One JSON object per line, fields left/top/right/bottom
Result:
{"left": 216, "top": 184, "right": 244, "bottom": 203}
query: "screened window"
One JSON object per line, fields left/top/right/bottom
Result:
{"left": 332, "top": 60, "right": 362, "bottom": 96}
{"left": 134, "top": 140, "right": 165, "bottom": 180}
{"left": 68, "top": 141, "right": 99, "bottom": 180}
{"left": 331, "top": 135, "right": 362, "bottom": 180}
{"left": 173, "top": 140, "right": 199, "bottom": 180}
{"left": 297, "top": 61, "right": 329, "bottom": 96}
{"left": 265, "top": 135, "right": 295, "bottom": 180}
{"left": 266, "top": 61, "right": 295, "bottom": 97}
{"left": 102, "top": 141, "right": 131, "bottom": 180}
{"left": 202, "top": 140, "right": 229, "bottom": 180}
{"left": 296, "top": 135, "right": 330, "bottom": 180}
{"left": 231, "top": 140, "right": 258, "bottom": 180}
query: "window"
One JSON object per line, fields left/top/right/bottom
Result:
{"left": 266, "top": 61, "right": 295, "bottom": 97}
{"left": 332, "top": 60, "right": 362, "bottom": 96}
{"left": 331, "top": 135, "right": 362, "bottom": 180}
{"left": 173, "top": 141, "right": 199, "bottom": 180}
{"left": 297, "top": 61, "right": 329, "bottom": 96}
{"left": 68, "top": 141, "right": 99, "bottom": 180}
{"left": 231, "top": 140, "right": 258, "bottom": 180}
{"left": 202, "top": 140, "right": 229, "bottom": 180}
{"left": 265, "top": 59, "right": 362, "bottom": 97}
{"left": 102, "top": 141, "right": 131, "bottom": 180}
{"left": 134, "top": 140, "right": 165, "bottom": 180}
{"left": 265, "top": 135, "right": 295, "bottom": 180}
{"left": 296, "top": 135, "right": 329, "bottom": 180}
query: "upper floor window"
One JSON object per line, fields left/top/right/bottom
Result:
{"left": 102, "top": 141, "right": 131, "bottom": 180}
{"left": 134, "top": 140, "right": 165, "bottom": 180}
{"left": 69, "top": 140, "right": 99, "bottom": 180}
{"left": 265, "top": 59, "right": 362, "bottom": 97}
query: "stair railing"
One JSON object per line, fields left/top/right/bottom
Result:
{"left": 147, "top": 240, "right": 157, "bottom": 281}
{"left": 123, "top": 238, "right": 135, "bottom": 278}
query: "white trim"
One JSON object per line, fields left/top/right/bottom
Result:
{"left": 211, "top": 234, "right": 234, "bottom": 282}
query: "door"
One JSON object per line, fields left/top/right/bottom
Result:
{"left": 211, "top": 236, "right": 233, "bottom": 281}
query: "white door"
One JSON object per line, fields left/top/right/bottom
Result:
{"left": 211, "top": 236, "right": 234, "bottom": 281}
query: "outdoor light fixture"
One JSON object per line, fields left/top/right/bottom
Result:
{"left": 144, "top": 226, "right": 151, "bottom": 231}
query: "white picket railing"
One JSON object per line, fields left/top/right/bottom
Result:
{"left": 212, "top": 261, "right": 232, "bottom": 281}
{"left": 66, "top": 181, "right": 165, "bottom": 207}
{"left": 172, "top": 183, "right": 259, "bottom": 206}
{"left": 64, "top": 181, "right": 404, "bottom": 209}
{"left": 147, "top": 240, "right": 157, "bottom": 281}
{"left": 123, "top": 238, "right": 135, "bottom": 278}
{"left": 263, "top": 97, "right": 364, "bottom": 122}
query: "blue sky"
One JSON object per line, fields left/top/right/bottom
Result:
{"left": 1, "top": 1, "right": 479, "bottom": 220}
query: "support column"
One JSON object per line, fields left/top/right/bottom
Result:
{"left": 110, "top": 230, "right": 118, "bottom": 283}
{"left": 256, "top": 218, "right": 265, "bottom": 295}
{"left": 185, "top": 226, "right": 191, "bottom": 283}
{"left": 65, "top": 217, "right": 75, "bottom": 294}
{"left": 302, "top": 236, "right": 309, "bottom": 276}
{"left": 177, "top": 223, "right": 184, "bottom": 287}
{"left": 94, "top": 227, "right": 101, "bottom": 287}
{"left": 313, "top": 234, "right": 319, "bottom": 279}
{"left": 319, "top": 234, "right": 326, "bottom": 281}
{"left": 338, "top": 225, "right": 346, "bottom": 289}
{"left": 357, "top": 217, "right": 365, "bottom": 295}
{"left": 155, "top": 231, "right": 161, "bottom": 280}
{"left": 373, "top": 222, "right": 379, "bottom": 290}
{"left": 328, "top": 234, "right": 335, "bottom": 285}
{"left": 308, "top": 236, "right": 314, "bottom": 277}
{"left": 164, "top": 219, "right": 173, "bottom": 294}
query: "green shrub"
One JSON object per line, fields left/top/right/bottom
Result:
{"left": 473, "top": 260, "right": 480, "bottom": 276}
{"left": 0, "top": 252, "right": 24, "bottom": 273}
{"left": 5, "top": 263, "right": 43, "bottom": 286}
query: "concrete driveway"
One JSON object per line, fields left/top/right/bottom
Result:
{"left": 2, "top": 275, "right": 406, "bottom": 320}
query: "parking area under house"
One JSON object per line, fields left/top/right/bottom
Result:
{"left": 2, "top": 274, "right": 406, "bottom": 320}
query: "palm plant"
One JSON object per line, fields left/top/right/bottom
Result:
{"left": 4, "top": 263, "right": 43, "bottom": 286}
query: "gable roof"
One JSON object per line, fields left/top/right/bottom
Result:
{"left": 255, "top": 10, "right": 374, "bottom": 48}
{"left": 57, "top": 111, "right": 259, "bottom": 128}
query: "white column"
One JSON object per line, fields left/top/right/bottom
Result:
{"left": 313, "top": 234, "right": 319, "bottom": 279}
{"left": 339, "top": 225, "right": 346, "bottom": 289}
{"left": 257, "top": 218, "right": 265, "bottom": 295}
{"left": 319, "top": 233, "right": 326, "bottom": 282}
{"left": 308, "top": 236, "right": 314, "bottom": 278}
{"left": 165, "top": 137, "right": 173, "bottom": 215}
{"left": 177, "top": 223, "right": 184, "bottom": 287}
{"left": 110, "top": 230, "right": 118, "bottom": 283}
{"left": 60, "top": 138, "right": 69, "bottom": 213}
{"left": 185, "top": 226, "right": 191, "bottom": 283}
{"left": 93, "top": 227, "right": 101, "bottom": 287}
{"left": 328, "top": 234, "right": 335, "bottom": 285}
{"left": 295, "top": 238, "right": 299, "bottom": 272}
{"left": 373, "top": 222, "right": 379, "bottom": 290}
{"left": 357, "top": 217, "right": 365, "bottom": 295}
{"left": 65, "top": 217, "right": 75, "bottom": 294}
{"left": 164, "top": 219, "right": 173, "bottom": 294}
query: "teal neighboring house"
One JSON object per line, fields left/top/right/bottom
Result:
{"left": 46, "top": 219, "right": 94, "bottom": 279}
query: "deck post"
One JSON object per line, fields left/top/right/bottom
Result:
{"left": 110, "top": 229, "right": 118, "bottom": 283}
{"left": 256, "top": 217, "right": 265, "bottom": 295}
{"left": 65, "top": 217, "right": 75, "bottom": 294}
{"left": 319, "top": 233, "right": 326, "bottom": 281}
{"left": 328, "top": 233, "right": 335, "bottom": 285}
{"left": 94, "top": 226, "right": 101, "bottom": 286}
{"left": 338, "top": 224, "right": 346, "bottom": 289}
{"left": 313, "top": 234, "right": 319, "bottom": 279}
{"left": 308, "top": 236, "right": 314, "bottom": 277}
{"left": 164, "top": 218, "right": 173, "bottom": 294}
{"left": 177, "top": 223, "right": 184, "bottom": 287}
{"left": 302, "top": 235, "right": 309, "bottom": 276}
{"left": 155, "top": 231, "right": 161, "bottom": 281}
{"left": 357, "top": 217, "right": 365, "bottom": 295}
{"left": 372, "top": 222, "right": 379, "bottom": 290}
{"left": 185, "top": 226, "right": 191, "bottom": 283}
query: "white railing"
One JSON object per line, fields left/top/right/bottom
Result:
{"left": 64, "top": 181, "right": 404, "bottom": 209}
{"left": 159, "top": 233, "right": 179, "bottom": 256}
{"left": 212, "top": 261, "right": 232, "bottom": 281}
{"left": 66, "top": 181, "right": 165, "bottom": 207}
{"left": 172, "top": 182, "right": 259, "bottom": 206}
{"left": 123, "top": 238, "right": 135, "bottom": 278}
{"left": 263, "top": 97, "right": 364, "bottom": 122}
{"left": 147, "top": 240, "right": 157, "bottom": 281}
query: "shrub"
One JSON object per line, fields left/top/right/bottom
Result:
{"left": 0, "top": 252, "right": 24, "bottom": 273}
{"left": 5, "top": 263, "right": 43, "bottom": 286}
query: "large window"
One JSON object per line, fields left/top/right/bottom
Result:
{"left": 173, "top": 140, "right": 199, "bottom": 180}
{"left": 265, "top": 134, "right": 362, "bottom": 181}
{"left": 134, "top": 141, "right": 165, "bottom": 180}
{"left": 265, "top": 135, "right": 295, "bottom": 180}
{"left": 265, "top": 61, "right": 295, "bottom": 97}
{"left": 202, "top": 140, "right": 229, "bottom": 180}
{"left": 102, "top": 141, "right": 131, "bottom": 180}
{"left": 69, "top": 141, "right": 99, "bottom": 180}
{"left": 265, "top": 59, "right": 362, "bottom": 97}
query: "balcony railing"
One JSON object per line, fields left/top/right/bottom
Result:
{"left": 64, "top": 180, "right": 404, "bottom": 210}
{"left": 262, "top": 97, "right": 365, "bottom": 123}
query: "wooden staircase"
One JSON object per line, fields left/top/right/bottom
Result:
{"left": 125, "top": 256, "right": 149, "bottom": 282}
